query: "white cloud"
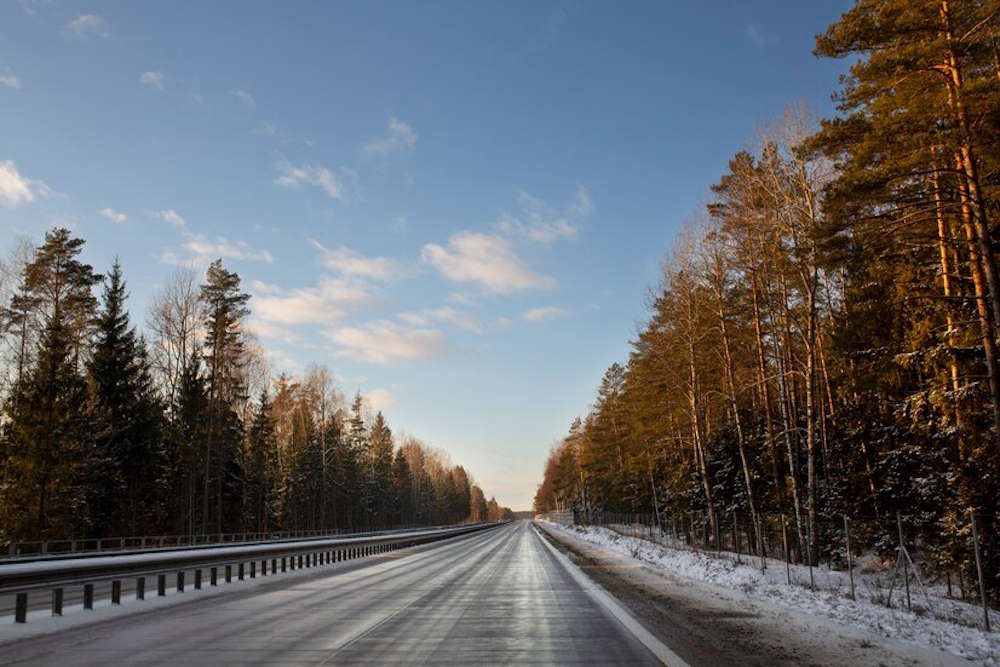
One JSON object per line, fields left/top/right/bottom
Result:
{"left": 569, "top": 185, "right": 593, "bottom": 217}
{"left": 392, "top": 216, "right": 408, "bottom": 233}
{"left": 230, "top": 89, "right": 255, "bottom": 108}
{"left": 399, "top": 306, "right": 481, "bottom": 334}
{"left": 247, "top": 318, "right": 300, "bottom": 344}
{"left": 366, "top": 388, "right": 396, "bottom": 411}
{"left": 139, "top": 71, "right": 164, "bottom": 90}
{"left": 522, "top": 306, "right": 568, "bottom": 322}
{"left": 421, "top": 231, "right": 555, "bottom": 294}
{"left": 329, "top": 320, "right": 444, "bottom": 364}
{"left": 0, "top": 71, "right": 20, "bottom": 90}
{"left": 363, "top": 117, "right": 417, "bottom": 158}
{"left": 254, "top": 123, "right": 284, "bottom": 139}
{"left": 275, "top": 160, "right": 343, "bottom": 200}
{"left": 69, "top": 14, "right": 108, "bottom": 37}
{"left": 746, "top": 23, "right": 766, "bottom": 47}
{"left": 497, "top": 187, "right": 592, "bottom": 244}
{"left": 162, "top": 232, "right": 273, "bottom": 265}
{"left": 98, "top": 207, "right": 127, "bottom": 224}
{"left": 154, "top": 209, "right": 186, "bottom": 227}
{"left": 251, "top": 277, "right": 372, "bottom": 326}
{"left": 0, "top": 161, "right": 51, "bottom": 207}
{"left": 310, "top": 240, "right": 400, "bottom": 281}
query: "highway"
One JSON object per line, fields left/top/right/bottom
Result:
{"left": 0, "top": 521, "right": 663, "bottom": 665}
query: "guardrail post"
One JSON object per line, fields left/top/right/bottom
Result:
{"left": 238, "top": 562, "right": 245, "bottom": 580}
{"left": 210, "top": 567, "right": 218, "bottom": 586}
{"left": 111, "top": 579, "right": 122, "bottom": 604}
{"left": 250, "top": 561, "right": 256, "bottom": 578}
{"left": 177, "top": 571, "right": 185, "bottom": 592}
{"left": 272, "top": 557, "right": 277, "bottom": 573}
{"left": 281, "top": 557, "right": 287, "bottom": 572}
{"left": 136, "top": 577, "right": 145, "bottom": 600}
{"left": 84, "top": 583, "right": 94, "bottom": 609}
{"left": 195, "top": 569, "right": 202, "bottom": 589}
{"left": 261, "top": 559, "right": 267, "bottom": 576}
{"left": 52, "top": 587, "right": 63, "bottom": 615}
{"left": 15, "top": 593, "right": 27, "bottom": 623}
{"left": 225, "top": 565, "right": 232, "bottom": 583}
{"left": 157, "top": 574, "right": 166, "bottom": 596}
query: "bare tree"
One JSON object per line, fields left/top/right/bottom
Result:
{"left": 147, "top": 267, "right": 204, "bottom": 407}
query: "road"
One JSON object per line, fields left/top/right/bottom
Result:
{"left": 0, "top": 521, "right": 662, "bottom": 665}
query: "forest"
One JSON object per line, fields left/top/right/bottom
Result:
{"left": 0, "top": 229, "right": 512, "bottom": 543}
{"left": 534, "top": 0, "right": 1000, "bottom": 595}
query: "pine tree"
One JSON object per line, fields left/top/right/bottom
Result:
{"left": 200, "top": 259, "right": 251, "bottom": 534}
{"left": 86, "top": 260, "right": 164, "bottom": 536}
{"left": 0, "top": 309, "right": 88, "bottom": 540}
{"left": 245, "top": 389, "right": 277, "bottom": 533}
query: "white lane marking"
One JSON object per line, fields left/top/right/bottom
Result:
{"left": 532, "top": 523, "right": 691, "bottom": 667}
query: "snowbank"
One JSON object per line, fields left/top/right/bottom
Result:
{"left": 541, "top": 521, "right": 999, "bottom": 665}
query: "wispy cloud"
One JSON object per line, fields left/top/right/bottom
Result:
{"left": 139, "top": 71, "right": 164, "bottom": 90}
{"left": 745, "top": 23, "right": 766, "bottom": 47}
{"left": 363, "top": 117, "right": 417, "bottom": 158}
{"left": 421, "top": 231, "right": 555, "bottom": 294}
{"left": 0, "top": 70, "right": 21, "bottom": 90}
{"left": 230, "top": 89, "right": 255, "bottom": 108}
{"left": 497, "top": 186, "right": 591, "bottom": 244}
{"left": 0, "top": 160, "right": 52, "bottom": 207}
{"left": 274, "top": 160, "right": 343, "bottom": 200}
{"left": 329, "top": 320, "right": 444, "bottom": 364}
{"left": 392, "top": 216, "right": 408, "bottom": 233}
{"left": 161, "top": 232, "right": 273, "bottom": 265}
{"left": 153, "top": 209, "right": 186, "bottom": 227}
{"left": 251, "top": 277, "right": 372, "bottom": 326}
{"left": 254, "top": 123, "right": 284, "bottom": 140}
{"left": 311, "top": 241, "right": 401, "bottom": 281}
{"left": 98, "top": 207, "right": 127, "bottom": 224}
{"left": 522, "top": 306, "right": 568, "bottom": 322}
{"left": 399, "top": 306, "right": 481, "bottom": 334}
{"left": 247, "top": 318, "right": 301, "bottom": 344}
{"left": 366, "top": 388, "right": 396, "bottom": 411}
{"left": 69, "top": 14, "right": 108, "bottom": 37}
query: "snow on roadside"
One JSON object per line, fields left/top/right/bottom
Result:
{"left": 540, "top": 521, "right": 999, "bottom": 666}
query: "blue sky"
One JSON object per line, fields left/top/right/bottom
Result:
{"left": 0, "top": 1, "right": 849, "bottom": 510}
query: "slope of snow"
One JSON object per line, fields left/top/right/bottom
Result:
{"left": 540, "top": 521, "right": 999, "bottom": 665}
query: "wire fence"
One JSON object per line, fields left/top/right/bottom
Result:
{"left": 536, "top": 507, "right": 994, "bottom": 632}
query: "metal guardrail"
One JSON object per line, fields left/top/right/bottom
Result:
{"left": 0, "top": 523, "right": 473, "bottom": 564}
{"left": 0, "top": 522, "right": 505, "bottom": 623}
{"left": 2, "top": 523, "right": 463, "bottom": 560}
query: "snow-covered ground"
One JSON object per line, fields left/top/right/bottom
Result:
{"left": 540, "top": 520, "right": 999, "bottom": 665}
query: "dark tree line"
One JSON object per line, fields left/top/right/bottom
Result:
{"left": 0, "top": 228, "right": 512, "bottom": 543}
{"left": 536, "top": 0, "right": 1000, "bottom": 597}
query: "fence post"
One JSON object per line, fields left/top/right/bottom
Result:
{"left": 84, "top": 583, "right": 94, "bottom": 609}
{"left": 897, "top": 512, "right": 911, "bottom": 610}
{"left": 52, "top": 587, "right": 63, "bottom": 615}
{"left": 781, "top": 515, "right": 791, "bottom": 585}
{"left": 733, "top": 511, "right": 741, "bottom": 564}
{"left": 14, "top": 593, "right": 27, "bottom": 623}
{"left": 844, "top": 515, "right": 855, "bottom": 601}
{"left": 136, "top": 577, "right": 145, "bottom": 599}
{"left": 757, "top": 515, "right": 766, "bottom": 573}
{"left": 970, "top": 509, "right": 991, "bottom": 632}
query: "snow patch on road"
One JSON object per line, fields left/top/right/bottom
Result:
{"left": 540, "top": 521, "right": 999, "bottom": 665}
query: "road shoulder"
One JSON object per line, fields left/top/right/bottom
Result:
{"left": 535, "top": 521, "right": 968, "bottom": 667}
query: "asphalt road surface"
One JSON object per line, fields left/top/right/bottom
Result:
{"left": 0, "top": 521, "right": 662, "bottom": 665}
